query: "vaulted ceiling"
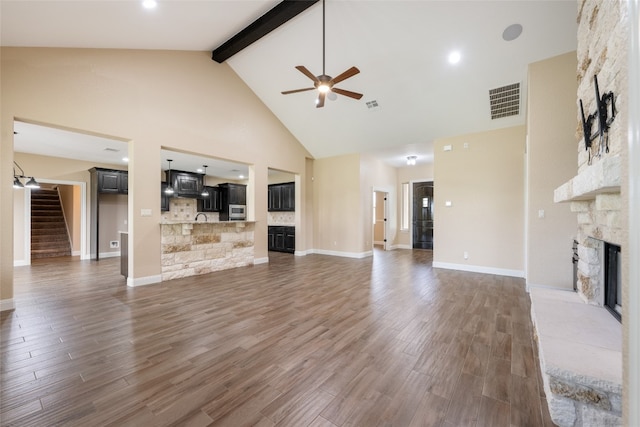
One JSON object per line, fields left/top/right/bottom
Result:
{"left": 2, "top": 0, "right": 577, "bottom": 170}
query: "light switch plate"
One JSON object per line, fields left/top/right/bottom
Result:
{"left": 141, "top": 209, "right": 152, "bottom": 217}
{"left": 445, "top": 201, "right": 452, "bottom": 207}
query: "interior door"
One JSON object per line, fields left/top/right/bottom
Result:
{"left": 413, "top": 181, "right": 434, "bottom": 249}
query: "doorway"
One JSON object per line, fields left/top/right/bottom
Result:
{"left": 14, "top": 179, "right": 88, "bottom": 265}
{"left": 412, "top": 181, "right": 433, "bottom": 249}
{"left": 373, "top": 190, "right": 388, "bottom": 250}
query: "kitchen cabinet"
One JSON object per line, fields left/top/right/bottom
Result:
{"left": 161, "top": 182, "right": 171, "bottom": 212}
{"left": 268, "top": 182, "right": 295, "bottom": 211}
{"left": 219, "top": 183, "right": 247, "bottom": 221}
{"left": 268, "top": 226, "right": 295, "bottom": 253}
{"left": 219, "top": 183, "right": 246, "bottom": 205}
{"left": 92, "top": 168, "right": 128, "bottom": 194}
{"left": 166, "top": 170, "right": 203, "bottom": 198}
{"left": 197, "top": 186, "right": 221, "bottom": 212}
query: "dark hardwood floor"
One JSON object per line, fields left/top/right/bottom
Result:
{"left": 1, "top": 250, "right": 555, "bottom": 426}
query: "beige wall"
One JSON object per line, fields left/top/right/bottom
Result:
{"left": 526, "top": 52, "right": 578, "bottom": 289}
{"left": 395, "top": 163, "right": 434, "bottom": 248}
{"left": 312, "top": 154, "right": 361, "bottom": 255}
{"left": 2, "top": 47, "right": 311, "bottom": 301}
{"left": 433, "top": 126, "right": 526, "bottom": 275}
{"left": 98, "top": 193, "right": 127, "bottom": 255}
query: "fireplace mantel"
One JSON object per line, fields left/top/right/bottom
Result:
{"left": 554, "top": 155, "right": 621, "bottom": 202}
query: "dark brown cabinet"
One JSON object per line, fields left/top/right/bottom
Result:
{"left": 268, "top": 182, "right": 295, "bottom": 211}
{"left": 92, "top": 168, "right": 128, "bottom": 194}
{"left": 268, "top": 226, "right": 295, "bottom": 253}
{"left": 161, "top": 182, "right": 171, "bottom": 212}
{"left": 197, "top": 186, "right": 221, "bottom": 212}
{"left": 219, "top": 183, "right": 246, "bottom": 205}
{"left": 219, "top": 183, "right": 247, "bottom": 221}
{"left": 166, "top": 170, "right": 203, "bottom": 198}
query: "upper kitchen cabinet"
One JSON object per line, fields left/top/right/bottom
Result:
{"left": 161, "top": 182, "right": 171, "bottom": 212}
{"left": 219, "top": 183, "right": 246, "bottom": 205}
{"left": 90, "top": 167, "right": 128, "bottom": 194}
{"left": 268, "top": 182, "right": 295, "bottom": 211}
{"left": 197, "top": 186, "right": 221, "bottom": 212}
{"left": 166, "top": 170, "right": 203, "bottom": 198}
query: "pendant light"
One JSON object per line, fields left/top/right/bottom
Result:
{"left": 12, "top": 161, "right": 39, "bottom": 189}
{"left": 164, "top": 159, "right": 175, "bottom": 195}
{"left": 200, "top": 165, "right": 209, "bottom": 197}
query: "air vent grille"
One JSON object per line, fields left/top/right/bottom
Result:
{"left": 103, "top": 147, "right": 120, "bottom": 152}
{"left": 366, "top": 100, "right": 379, "bottom": 109}
{"left": 489, "top": 83, "right": 520, "bottom": 119}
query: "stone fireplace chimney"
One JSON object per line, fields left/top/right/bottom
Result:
{"left": 554, "top": 0, "right": 627, "bottom": 312}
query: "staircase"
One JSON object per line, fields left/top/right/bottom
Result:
{"left": 31, "top": 188, "right": 72, "bottom": 259}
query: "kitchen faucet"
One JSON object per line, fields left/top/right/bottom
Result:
{"left": 195, "top": 212, "right": 208, "bottom": 222}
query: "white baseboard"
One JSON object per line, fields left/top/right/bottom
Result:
{"left": 390, "top": 244, "right": 412, "bottom": 250}
{"left": 0, "top": 298, "right": 15, "bottom": 311}
{"left": 432, "top": 261, "right": 524, "bottom": 278}
{"left": 254, "top": 257, "right": 269, "bottom": 265}
{"left": 294, "top": 250, "right": 311, "bottom": 256}
{"left": 311, "top": 249, "right": 373, "bottom": 259}
{"left": 13, "top": 260, "right": 30, "bottom": 267}
{"left": 526, "top": 282, "right": 575, "bottom": 293}
{"left": 72, "top": 250, "right": 81, "bottom": 256}
{"left": 127, "top": 275, "right": 162, "bottom": 287}
{"left": 99, "top": 251, "right": 121, "bottom": 259}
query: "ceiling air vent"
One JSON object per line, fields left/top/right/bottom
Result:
{"left": 489, "top": 82, "right": 520, "bottom": 119}
{"left": 366, "top": 100, "right": 379, "bottom": 110}
{"left": 103, "top": 147, "right": 120, "bottom": 152}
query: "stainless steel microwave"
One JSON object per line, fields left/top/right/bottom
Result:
{"left": 228, "top": 204, "right": 246, "bottom": 220}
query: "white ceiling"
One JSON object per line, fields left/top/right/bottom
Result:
{"left": 2, "top": 0, "right": 577, "bottom": 170}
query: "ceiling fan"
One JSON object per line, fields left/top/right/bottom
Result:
{"left": 281, "top": 0, "right": 363, "bottom": 108}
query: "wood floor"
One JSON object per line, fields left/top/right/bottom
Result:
{"left": 1, "top": 250, "right": 555, "bottom": 426}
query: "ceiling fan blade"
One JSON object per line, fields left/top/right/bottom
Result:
{"left": 295, "top": 65, "right": 320, "bottom": 83}
{"left": 316, "top": 92, "right": 326, "bottom": 108}
{"left": 332, "top": 87, "right": 363, "bottom": 100}
{"left": 330, "top": 66, "right": 360, "bottom": 85}
{"left": 281, "top": 87, "right": 316, "bottom": 95}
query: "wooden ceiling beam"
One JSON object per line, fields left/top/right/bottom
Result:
{"left": 212, "top": 0, "right": 319, "bottom": 63}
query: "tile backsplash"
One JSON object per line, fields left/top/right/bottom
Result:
{"left": 268, "top": 212, "right": 295, "bottom": 226}
{"left": 161, "top": 198, "right": 219, "bottom": 222}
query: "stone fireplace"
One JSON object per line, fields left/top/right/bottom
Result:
{"left": 529, "top": 1, "right": 628, "bottom": 426}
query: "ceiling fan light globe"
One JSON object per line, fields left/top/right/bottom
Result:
{"left": 318, "top": 84, "right": 330, "bottom": 93}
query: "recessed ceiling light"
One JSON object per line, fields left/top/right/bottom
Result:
{"left": 197, "top": 168, "right": 203, "bottom": 173}
{"left": 239, "top": 175, "right": 245, "bottom": 179}
{"left": 142, "top": 0, "right": 157, "bottom": 10}
{"left": 503, "top": 24, "right": 523, "bottom": 41}
{"left": 122, "top": 157, "right": 129, "bottom": 163}
{"left": 448, "top": 51, "right": 461, "bottom": 65}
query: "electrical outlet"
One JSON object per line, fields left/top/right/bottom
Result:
{"left": 110, "top": 241, "right": 119, "bottom": 249}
